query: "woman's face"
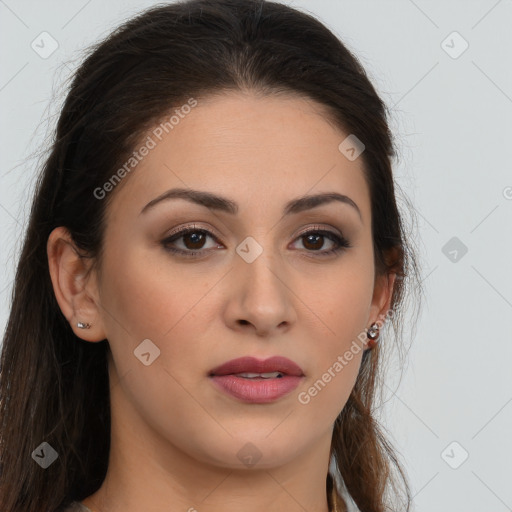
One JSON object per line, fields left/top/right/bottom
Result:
{"left": 86, "top": 91, "right": 392, "bottom": 470}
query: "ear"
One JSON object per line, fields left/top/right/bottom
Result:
{"left": 368, "top": 246, "right": 401, "bottom": 331}
{"left": 47, "top": 226, "right": 107, "bottom": 342}
{"left": 368, "top": 270, "right": 396, "bottom": 326}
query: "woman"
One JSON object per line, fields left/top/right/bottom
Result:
{"left": 0, "top": 1, "right": 422, "bottom": 511}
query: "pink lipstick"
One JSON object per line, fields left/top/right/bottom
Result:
{"left": 208, "top": 356, "right": 304, "bottom": 404}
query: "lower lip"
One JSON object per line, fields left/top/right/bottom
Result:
{"left": 210, "top": 375, "right": 303, "bottom": 403}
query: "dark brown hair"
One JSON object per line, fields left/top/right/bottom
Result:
{"left": 0, "top": 1, "right": 422, "bottom": 511}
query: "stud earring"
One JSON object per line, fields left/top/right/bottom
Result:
{"left": 366, "top": 322, "right": 380, "bottom": 349}
{"left": 77, "top": 321, "right": 91, "bottom": 329}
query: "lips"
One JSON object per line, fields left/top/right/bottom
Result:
{"left": 208, "top": 356, "right": 305, "bottom": 403}
{"left": 208, "top": 356, "right": 304, "bottom": 378}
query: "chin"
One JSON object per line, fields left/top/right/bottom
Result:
{"left": 196, "top": 434, "right": 307, "bottom": 470}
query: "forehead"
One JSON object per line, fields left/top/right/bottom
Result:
{"left": 107, "top": 91, "right": 371, "bottom": 223}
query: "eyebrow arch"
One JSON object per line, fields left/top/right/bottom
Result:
{"left": 139, "top": 187, "right": 362, "bottom": 221}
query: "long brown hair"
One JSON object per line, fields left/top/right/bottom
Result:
{"left": 0, "top": 1, "right": 422, "bottom": 511}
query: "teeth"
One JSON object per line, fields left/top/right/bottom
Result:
{"left": 236, "top": 372, "right": 283, "bottom": 379}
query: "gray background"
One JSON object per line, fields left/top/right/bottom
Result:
{"left": 1, "top": 1, "right": 511, "bottom": 510}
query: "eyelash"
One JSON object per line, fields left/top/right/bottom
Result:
{"left": 161, "top": 224, "right": 352, "bottom": 258}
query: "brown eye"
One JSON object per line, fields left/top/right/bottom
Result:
{"left": 162, "top": 227, "right": 221, "bottom": 256}
{"left": 181, "top": 231, "right": 207, "bottom": 250}
{"left": 293, "top": 229, "right": 351, "bottom": 256}
{"left": 301, "top": 232, "right": 325, "bottom": 251}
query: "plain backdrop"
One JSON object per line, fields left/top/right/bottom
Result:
{"left": 1, "top": 1, "right": 511, "bottom": 511}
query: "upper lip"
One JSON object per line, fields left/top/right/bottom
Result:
{"left": 209, "top": 356, "right": 304, "bottom": 377}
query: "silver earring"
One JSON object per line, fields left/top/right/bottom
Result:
{"left": 367, "top": 322, "right": 380, "bottom": 349}
{"left": 367, "top": 322, "right": 380, "bottom": 340}
{"left": 77, "top": 321, "right": 91, "bottom": 329}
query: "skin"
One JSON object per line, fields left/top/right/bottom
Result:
{"left": 47, "top": 90, "right": 395, "bottom": 512}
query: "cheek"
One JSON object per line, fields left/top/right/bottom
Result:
{"left": 98, "top": 245, "right": 214, "bottom": 443}
{"left": 308, "top": 259, "right": 375, "bottom": 344}
{"left": 300, "top": 260, "right": 374, "bottom": 411}
{"left": 98, "top": 239, "right": 219, "bottom": 402}
{"left": 100, "top": 239, "right": 208, "bottom": 340}
{"left": 298, "top": 303, "right": 366, "bottom": 422}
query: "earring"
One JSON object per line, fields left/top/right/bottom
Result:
{"left": 366, "top": 322, "right": 380, "bottom": 349}
{"left": 77, "top": 321, "right": 91, "bottom": 329}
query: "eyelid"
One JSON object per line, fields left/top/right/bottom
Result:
{"left": 294, "top": 223, "right": 343, "bottom": 238}
{"left": 165, "top": 222, "right": 221, "bottom": 239}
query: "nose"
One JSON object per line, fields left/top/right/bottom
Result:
{"left": 223, "top": 245, "right": 297, "bottom": 337}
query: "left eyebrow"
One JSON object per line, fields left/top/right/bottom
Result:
{"left": 139, "top": 187, "right": 362, "bottom": 222}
